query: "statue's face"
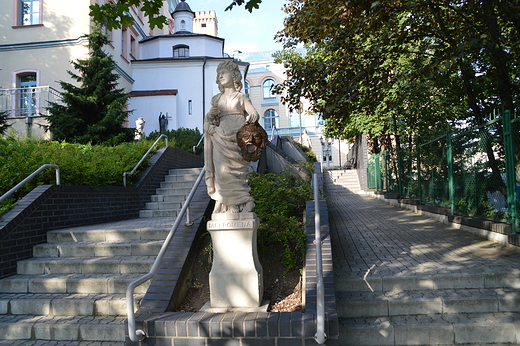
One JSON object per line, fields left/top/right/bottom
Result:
{"left": 219, "top": 71, "right": 233, "bottom": 88}
{"left": 237, "top": 123, "right": 267, "bottom": 162}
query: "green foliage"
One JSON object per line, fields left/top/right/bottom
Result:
{"left": 0, "top": 111, "right": 11, "bottom": 136}
{"left": 147, "top": 127, "right": 203, "bottom": 154}
{"left": 293, "top": 141, "right": 317, "bottom": 172}
{"left": 275, "top": 0, "right": 520, "bottom": 152}
{"left": 46, "top": 26, "right": 133, "bottom": 146}
{"left": 0, "top": 137, "right": 157, "bottom": 216}
{"left": 90, "top": 0, "right": 263, "bottom": 30}
{"left": 248, "top": 170, "right": 313, "bottom": 271}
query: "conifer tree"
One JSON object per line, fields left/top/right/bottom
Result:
{"left": 0, "top": 111, "right": 11, "bottom": 136}
{"left": 46, "top": 26, "right": 132, "bottom": 145}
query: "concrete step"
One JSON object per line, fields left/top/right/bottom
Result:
{"left": 0, "top": 293, "right": 143, "bottom": 316}
{"left": 139, "top": 209, "right": 180, "bottom": 218}
{"left": 337, "top": 288, "right": 520, "bottom": 318}
{"left": 17, "top": 256, "right": 155, "bottom": 275}
{"left": 337, "top": 273, "right": 520, "bottom": 345}
{"left": 47, "top": 228, "right": 170, "bottom": 243}
{"left": 144, "top": 201, "right": 182, "bottom": 210}
{"left": 0, "top": 274, "right": 150, "bottom": 294}
{"left": 168, "top": 167, "right": 203, "bottom": 176}
{"left": 0, "top": 314, "right": 126, "bottom": 341}
{"left": 150, "top": 194, "right": 186, "bottom": 203}
{"left": 335, "top": 272, "right": 520, "bottom": 293}
{"left": 164, "top": 173, "right": 200, "bottom": 183}
{"left": 339, "top": 312, "right": 520, "bottom": 346}
{"left": 33, "top": 240, "right": 163, "bottom": 258}
{"left": 160, "top": 180, "right": 196, "bottom": 189}
{"left": 155, "top": 187, "right": 193, "bottom": 195}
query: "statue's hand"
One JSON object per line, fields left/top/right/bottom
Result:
{"left": 245, "top": 113, "right": 259, "bottom": 124}
{"left": 208, "top": 107, "right": 219, "bottom": 119}
{"left": 204, "top": 121, "right": 217, "bottom": 134}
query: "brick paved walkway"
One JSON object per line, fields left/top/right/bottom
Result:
{"left": 327, "top": 191, "right": 520, "bottom": 282}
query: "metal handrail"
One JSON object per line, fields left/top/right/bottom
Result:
{"left": 313, "top": 173, "right": 326, "bottom": 344}
{"left": 126, "top": 166, "right": 206, "bottom": 342}
{"left": 192, "top": 133, "right": 204, "bottom": 153}
{"left": 123, "top": 134, "right": 168, "bottom": 187}
{"left": 0, "top": 164, "right": 60, "bottom": 204}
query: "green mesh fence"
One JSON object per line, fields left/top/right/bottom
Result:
{"left": 419, "top": 135, "right": 449, "bottom": 207}
{"left": 451, "top": 120, "right": 507, "bottom": 220}
{"left": 399, "top": 145, "right": 418, "bottom": 198}
{"left": 368, "top": 110, "right": 519, "bottom": 233}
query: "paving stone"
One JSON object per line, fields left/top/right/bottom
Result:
{"left": 326, "top": 171, "right": 520, "bottom": 345}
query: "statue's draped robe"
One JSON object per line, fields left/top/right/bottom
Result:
{"left": 204, "top": 92, "right": 259, "bottom": 208}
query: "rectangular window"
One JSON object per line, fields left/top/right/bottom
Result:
{"left": 121, "top": 27, "right": 127, "bottom": 57}
{"left": 130, "top": 35, "right": 136, "bottom": 58}
{"left": 18, "top": 0, "right": 41, "bottom": 26}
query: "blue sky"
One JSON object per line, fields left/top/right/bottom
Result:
{"left": 195, "top": 0, "right": 288, "bottom": 54}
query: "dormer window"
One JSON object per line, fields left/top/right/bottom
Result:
{"left": 173, "top": 44, "right": 190, "bottom": 58}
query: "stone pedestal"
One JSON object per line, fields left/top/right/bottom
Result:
{"left": 207, "top": 213, "right": 263, "bottom": 308}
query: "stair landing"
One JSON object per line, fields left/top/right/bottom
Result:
{"left": 326, "top": 179, "right": 520, "bottom": 345}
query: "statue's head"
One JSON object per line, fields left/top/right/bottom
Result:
{"left": 237, "top": 122, "right": 268, "bottom": 162}
{"left": 216, "top": 60, "right": 243, "bottom": 92}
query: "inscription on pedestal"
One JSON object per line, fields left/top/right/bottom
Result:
{"left": 207, "top": 219, "right": 256, "bottom": 230}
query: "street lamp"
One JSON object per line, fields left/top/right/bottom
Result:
{"left": 297, "top": 102, "right": 304, "bottom": 143}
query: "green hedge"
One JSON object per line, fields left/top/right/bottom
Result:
{"left": 0, "top": 137, "right": 164, "bottom": 216}
{"left": 249, "top": 170, "right": 313, "bottom": 271}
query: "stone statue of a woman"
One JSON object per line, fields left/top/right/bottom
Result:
{"left": 204, "top": 60, "right": 261, "bottom": 214}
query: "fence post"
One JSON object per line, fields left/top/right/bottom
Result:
{"left": 417, "top": 142, "right": 422, "bottom": 202}
{"left": 447, "top": 132, "right": 455, "bottom": 215}
{"left": 503, "top": 110, "right": 518, "bottom": 234}
{"left": 397, "top": 147, "right": 404, "bottom": 198}
{"left": 375, "top": 153, "right": 382, "bottom": 191}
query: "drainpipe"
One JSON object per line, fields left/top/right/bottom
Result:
{"left": 202, "top": 57, "right": 207, "bottom": 124}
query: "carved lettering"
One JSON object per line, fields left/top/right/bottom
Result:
{"left": 207, "top": 220, "right": 256, "bottom": 230}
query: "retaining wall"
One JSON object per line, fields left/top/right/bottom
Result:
{"left": 0, "top": 147, "right": 204, "bottom": 279}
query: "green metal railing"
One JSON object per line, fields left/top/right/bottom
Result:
{"left": 368, "top": 110, "right": 519, "bottom": 234}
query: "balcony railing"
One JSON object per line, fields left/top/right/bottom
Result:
{"left": 0, "top": 86, "right": 62, "bottom": 118}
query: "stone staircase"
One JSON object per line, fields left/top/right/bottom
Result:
{"left": 336, "top": 273, "right": 520, "bottom": 345}
{"left": 326, "top": 169, "right": 520, "bottom": 345}
{"left": 324, "top": 169, "right": 363, "bottom": 194}
{"left": 0, "top": 168, "right": 202, "bottom": 343}
{"left": 140, "top": 168, "right": 202, "bottom": 218}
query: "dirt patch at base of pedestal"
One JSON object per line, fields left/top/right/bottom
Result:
{"left": 176, "top": 233, "right": 302, "bottom": 312}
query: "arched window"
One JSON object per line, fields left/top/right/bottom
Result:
{"left": 263, "top": 109, "right": 279, "bottom": 130}
{"left": 262, "top": 78, "right": 276, "bottom": 99}
{"left": 244, "top": 81, "right": 250, "bottom": 97}
{"left": 173, "top": 44, "right": 190, "bottom": 58}
{"left": 181, "top": 20, "right": 186, "bottom": 30}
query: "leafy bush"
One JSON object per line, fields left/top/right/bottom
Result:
{"left": 0, "top": 137, "right": 159, "bottom": 216}
{"left": 147, "top": 127, "right": 203, "bottom": 154}
{"left": 248, "top": 169, "right": 313, "bottom": 271}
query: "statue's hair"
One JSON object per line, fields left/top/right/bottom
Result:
{"left": 216, "top": 60, "right": 243, "bottom": 92}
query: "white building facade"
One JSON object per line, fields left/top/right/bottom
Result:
{"left": 239, "top": 51, "right": 351, "bottom": 168}
{"left": 0, "top": 0, "right": 173, "bottom": 139}
{"left": 128, "top": 0, "right": 248, "bottom": 135}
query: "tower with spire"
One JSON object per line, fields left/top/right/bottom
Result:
{"left": 128, "top": 0, "right": 249, "bottom": 134}
{"left": 172, "top": 0, "right": 195, "bottom": 33}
